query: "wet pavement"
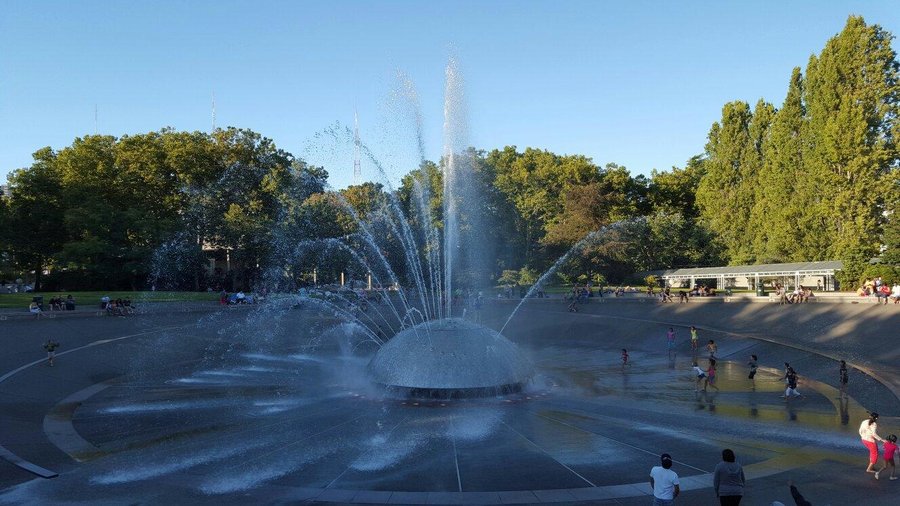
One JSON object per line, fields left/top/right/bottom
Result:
{"left": 0, "top": 301, "right": 898, "bottom": 504}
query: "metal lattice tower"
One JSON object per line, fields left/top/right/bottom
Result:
{"left": 353, "top": 111, "right": 361, "bottom": 185}
{"left": 211, "top": 92, "right": 216, "bottom": 132}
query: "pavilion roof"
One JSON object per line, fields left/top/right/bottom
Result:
{"left": 659, "top": 261, "right": 842, "bottom": 279}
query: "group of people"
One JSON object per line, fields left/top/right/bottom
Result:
{"left": 775, "top": 284, "right": 814, "bottom": 304}
{"left": 650, "top": 450, "right": 810, "bottom": 505}
{"left": 100, "top": 296, "right": 134, "bottom": 316}
{"left": 857, "top": 277, "right": 900, "bottom": 304}
{"left": 219, "top": 290, "right": 256, "bottom": 305}
{"left": 47, "top": 295, "right": 76, "bottom": 311}
{"left": 27, "top": 295, "right": 76, "bottom": 318}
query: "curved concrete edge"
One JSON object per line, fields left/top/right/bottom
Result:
{"left": 0, "top": 447, "right": 57, "bottom": 479}
{"left": 0, "top": 326, "right": 189, "bottom": 478}
{"left": 43, "top": 382, "right": 114, "bottom": 462}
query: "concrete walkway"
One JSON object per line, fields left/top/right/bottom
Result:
{"left": 0, "top": 300, "right": 897, "bottom": 505}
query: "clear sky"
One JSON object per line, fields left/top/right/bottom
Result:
{"left": 1, "top": 1, "right": 898, "bottom": 189}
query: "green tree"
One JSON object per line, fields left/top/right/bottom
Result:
{"left": 489, "top": 146, "right": 601, "bottom": 267}
{"left": 648, "top": 155, "right": 705, "bottom": 219}
{"left": 696, "top": 101, "right": 755, "bottom": 264}
{"left": 2, "top": 148, "right": 65, "bottom": 289}
{"left": 749, "top": 68, "right": 807, "bottom": 262}
{"left": 803, "top": 16, "right": 900, "bottom": 264}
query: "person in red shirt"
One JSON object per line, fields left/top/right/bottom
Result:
{"left": 876, "top": 434, "right": 898, "bottom": 480}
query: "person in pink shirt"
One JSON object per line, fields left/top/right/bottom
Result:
{"left": 859, "top": 412, "right": 885, "bottom": 474}
{"left": 876, "top": 434, "right": 898, "bottom": 480}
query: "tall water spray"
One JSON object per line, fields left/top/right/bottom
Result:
{"left": 442, "top": 57, "right": 467, "bottom": 317}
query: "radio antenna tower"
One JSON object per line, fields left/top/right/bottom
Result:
{"left": 211, "top": 92, "right": 217, "bottom": 132}
{"left": 94, "top": 104, "right": 98, "bottom": 134}
{"left": 353, "top": 110, "right": 361, "bottom": 185}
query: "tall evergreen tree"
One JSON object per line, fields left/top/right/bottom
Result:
{"left": 696, "top": 101, "right": 755, "bottom": 264}
{"left": 803, "top": 16, "right": 900, "bottom": 269}
{"left": 750, "top": 68, "right": 807, "bottom": 262}
{"left": 739, "top": 99, "right": 776, "bottom": 263}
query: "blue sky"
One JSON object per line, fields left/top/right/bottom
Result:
{"left": 1, "top": 1, "right": 898, "bottom": 189}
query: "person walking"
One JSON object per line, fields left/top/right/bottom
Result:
{"left": 43, "top": 339, "right": 60, "bottom": 367}
{"left": 747, "top": 355, "right": 758, "bottom": 381}
{"left": 649, "top": 453, "right": 680, "bottom": 505}
{"left": 875, "top": 434, "right": 898, "bottom": 480}
{"left": 713, "top": 448, "right": 745, "bottom": 505}
{"left": 860, "top": 412, "right": 885, "bottom": 474}
{"left": 839, "top": 360, "right": 849, "bottom": 398}
{"left": 705, "top": 358, "right": 720, "bottom": 391}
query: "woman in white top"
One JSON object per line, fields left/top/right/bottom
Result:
{"left": 859, "top": 412, "right": 884, "bottom": 473}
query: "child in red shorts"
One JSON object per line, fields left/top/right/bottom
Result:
{"left": 876, "top": 434, "right": 898, "bottom": 480}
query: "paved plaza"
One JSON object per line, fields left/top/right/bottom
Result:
{"left": 0, "top": 299, "right": 898, "bottom": 505}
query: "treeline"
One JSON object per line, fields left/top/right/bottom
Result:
{"left": 1, "top": 16, "right": 898, "bottom": 291}
{"left": 697, "top": 16, "right": 900, "bottom": 283}
{"left": 0, "top": 128, "right": 329, "bottom": 290}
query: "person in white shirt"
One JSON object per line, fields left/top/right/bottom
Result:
{"left": 891, "top": 283, "right": 900, "bottom": 303}
{"left": 860, "top": 412, "right": 885, "bottom": 473}
{"left": 649, "top": 453, "right": 680, "bottom": 505}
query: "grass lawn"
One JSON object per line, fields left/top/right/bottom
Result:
{"left": 0, "top": 291, "right": 218, "bottom": 309}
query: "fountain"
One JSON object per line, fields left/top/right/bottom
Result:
{"left": 289, "top": 57, "right": 536, "bottom": 398}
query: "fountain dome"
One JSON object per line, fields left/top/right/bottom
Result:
{"left": 367, "top": 318, "right": 533, "bottom": 398}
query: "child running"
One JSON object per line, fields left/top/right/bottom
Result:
{"left": 43, "top": 339, "right": 60, "bottom": 367}
{"left": 692, "top": 362, "right": 707, "bottom": 392}
{"left": 706, "top": 340, "right": 717, "bottom": 359}
{"left": 748, "top": 354, "right": 758, "bottom": 381}
{"left": 876, "top": 434, "right": 898, "bottom": 480}
{"left": 690, "top": 326, "right": 698, "bottom": 351}
{"left": 783, "top": 366, "right": 801, "bottom": 399}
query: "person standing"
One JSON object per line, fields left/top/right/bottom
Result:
{"left": 839, "top": 360, "right": 849, "bottom": 398}
{"left": 690, "top": 326, "right": 699, "bottom": 351}
{"left": 666, "top": 328, "right": 676, "bottom": 358}
{"left": 43, "top": 339, "right": 60, "bottom": 367}
{"left": 747, "top": 355, "right": 758, "bottom": 381}
{"left": 860, "top": 412, "right": 885, "bottom": 474}
{"left": 650, "top": 453, "right": 680, "bottom": 505}
{"left": 713, "top": 448, "right": 745, "bottom": 505}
